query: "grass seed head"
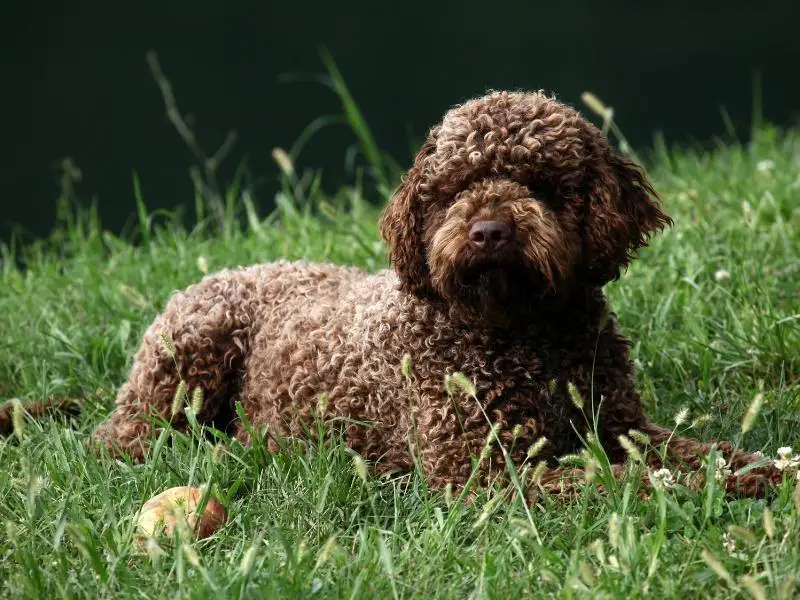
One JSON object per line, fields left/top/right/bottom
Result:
{"left": 584, "top": 457, "right": 599, "bottom": 484}
{"left": 160, "top": 332, "right": 176, "bottom": 358}
{"left": 607, "top": 513, "right": 621, "bottom": 550}
{"left": 315, "top": 536, "right": 338, "bottom": 570}
{"left": 271, "top": 147, "right": 295, "bottom": 177}
{"left": 628, "top": 429, "right": 650, "bottom": 445}
{"left": 316, "top": 394, "right": 329, "bottom": 416}
{"left": 590, "top": 539, "right": 606, "bottom": 565}
{"left": 196, "top": 255, "right": 209, "bottom": 274}
{"left": 190, "top": 387, "right": 204, "bottom": 415}
{"left": 581, "top": 92, "right": 612, "bottom": 122}
{"left": 444, "top": 482, "right": 453, "bottom": 507}
{"left": 742, "top": 200, "right": 754, "bottom": 227}
{"left": 617, "top": 434, "right": 643, "bottom": 463}
{"left": 526, "top": 437, "right": 549, "bottom": 459}
{"left": 447, "top": 372, "right": 476, "bottom": 397}
{"left": 239, "top": 545, "right": 258, "bottom": 576}
{"left": 352, "top": 454, "right": 369, "bottom": 483}
{"left": 182, "top": 543, "right": 201, "bottom": 568}
{"left": 11, "top": 399, "right": 25, "bottom": 442}
{"left": 727, "top": 525, "right": 757, "bottom": 546}
{"left": 578, "top": 560, "right": 595, "bottom": 586}
{"left": 400, "top": 354, "right": 412, "bottom": 379}
{"left": 762, "top": 507, "right": 775, "bottom": 539}
{"left": 530, "top": 461, "right": 548, "bottom": 485}
{"left": 741, "top": 393, "right": 764, "bottom": 434}
{"left": 567, "top": 382, "right": 584, "bottom": 410}
{"left": 701, "top": 548, "right": 734, "bottom": 585}
{"left": 780, "top": 576, "right": 798, "bottom": 600}
{"left": 690, "top": 414, "right": 712, "bottom": 429}
{"left": 171, "top": 380, "right": 188, "bottom": 417}
{"left": 741, "top": 575, "right": 767, "bottom": 600}
{"left": 211, "top": 443, "right": 225, "bottom": 464}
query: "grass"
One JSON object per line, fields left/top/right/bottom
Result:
{"left": 1, "top": 87, "right": 799, "bottom": 598}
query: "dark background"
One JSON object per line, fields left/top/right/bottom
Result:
{"left": 2, "top": 0, "right": 799, "bottom": 242}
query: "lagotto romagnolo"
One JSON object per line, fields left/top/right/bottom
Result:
{"left": 94, "top": 91, "right": 782, "bottom": 498}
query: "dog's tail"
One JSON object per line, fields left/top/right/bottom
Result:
{"left": 0, "top": 398, "right": 82, "bottom": 436}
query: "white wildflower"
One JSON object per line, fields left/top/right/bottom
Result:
{"left": 756, "top": 159, "right": 774, "bottom": 174}
{"left": 714, "top": 269, "right": 731, "bottom": 282}
{"left": 650, "top": 468, "right": 675, "bottom": 490}
{"left": 722, "top": 532, "right": 736, "bottom": 555}
{"left": 774, "top": 446, "right": 800, "bottom": 471}
{"left": 715, "top": 456, "right": 731, "bottom": 483}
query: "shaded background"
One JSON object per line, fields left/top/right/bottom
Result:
{"left": 2, "top": 0, "right": 799, "bottom": 242}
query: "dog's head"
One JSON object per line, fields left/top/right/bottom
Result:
{"left": 380, "top": 91, "right": 671, "bottom": 323}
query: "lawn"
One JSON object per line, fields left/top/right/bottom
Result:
{"left": 0, "top": 101, "right": 799, "bottom": 598}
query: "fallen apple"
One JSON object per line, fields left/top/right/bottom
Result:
{"left": 135, "top": 486, "right": 226, "bottom": 540}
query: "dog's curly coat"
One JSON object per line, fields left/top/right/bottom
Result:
{"left": 93, "top": 91, "right": 781, "bottom": 497}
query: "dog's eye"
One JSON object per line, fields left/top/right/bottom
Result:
{"left": 525, "top": 181, "right": 567, "bottom": 207}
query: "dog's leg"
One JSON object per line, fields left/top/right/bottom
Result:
{"left": 528, "top": 443, "right": 780, "bottom": 502}
{"left": 566, "top": 335, "right": 783, "bottom": 498}
{"left": 639, "top": 422, "right": 783, "bottom": 497}
{"left": 530, "top": 463, "right": 630, "bottom": 499}
{"left": 524, "top": 425, "right": 782, "bottom": 501}
{"left": 93, "top": 270, "right": 256, "bottom": 460}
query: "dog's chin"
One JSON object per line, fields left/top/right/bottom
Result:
{"left": 457, "top": 261, "right": 522, "bottom": 294}
{"left": 436, "top": 256, "right": 554, "bottom": 327}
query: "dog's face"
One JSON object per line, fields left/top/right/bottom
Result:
{"left": 380, "top": 91, "right": 671, "bottom": 323}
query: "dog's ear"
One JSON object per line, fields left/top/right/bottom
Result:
{"left": 379, "top": 136, "right": 437, "bottom": 295}
{"left": 581, "top": 151, "right": 672, "bottom": 285}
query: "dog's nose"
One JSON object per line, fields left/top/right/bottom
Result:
{"left": 468, "top": 220, "right": 513, "bottom": 251}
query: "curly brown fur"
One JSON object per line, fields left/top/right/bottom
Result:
{"left": 92, "top": 90, "right": 784, "bottom": 499}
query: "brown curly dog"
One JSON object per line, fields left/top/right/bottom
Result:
{"left": 93, "top": 90, "right": 782, "bottom": 497}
